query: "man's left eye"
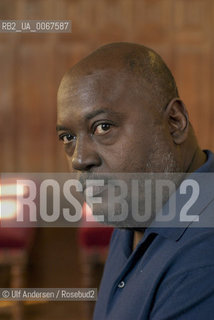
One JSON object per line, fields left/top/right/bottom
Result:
{"left": 94, "top": 123, "right": 112, "bottom": 135}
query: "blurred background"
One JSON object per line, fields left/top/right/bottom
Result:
{"left": 0, "top": 0, "right": 214, "bottom": 319}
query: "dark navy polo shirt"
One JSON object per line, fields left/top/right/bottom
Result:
{"left": 94, "top": 150, "right": 214, "bottom": 320}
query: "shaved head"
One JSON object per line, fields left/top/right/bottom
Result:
{"left": 60, "top": 42, "right": 178, "bottom": 113}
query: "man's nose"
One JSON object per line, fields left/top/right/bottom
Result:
{"left": 71, "top": 137, "right": 101, "bottom": 171}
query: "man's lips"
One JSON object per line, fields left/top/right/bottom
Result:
{"left": 79, "top": 173, "right": 123, "bottom": 198}
{"left": 79, "top": 174, "right": 112, "bottom": 193}
{"left": 83, "top": 183, "right": 108, "bottom": 197}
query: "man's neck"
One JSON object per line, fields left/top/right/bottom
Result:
{"left": 186, "top": 148, "right": 207, "bottom": 173}
{"left": 132, "top": 231, "right": 144, "bottom": 251}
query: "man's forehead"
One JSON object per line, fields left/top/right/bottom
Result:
{"left": 58, "top": 66, "right": 154, "bottom": 107}
{"left": 58, "top": 68, "right": 132, "bottom": 107}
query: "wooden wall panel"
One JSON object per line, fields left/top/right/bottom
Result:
{"left": 92, "top": 0, "right": 133, "bottom": 41}
{"left": 13, "top": 40, "right": 57, "bottom": 171}
{"left": 133, "top": 0, "right": 172, "bottom": 44}
{"left": 174, "top": 0, "right": 211, "bottom": 41}
{"left": 17, "top": 0, "right": 55, "bottom": 20}
{"left": 0, "top": 0, "right": 18, "bottom": 19}
{"left": 172, "top": 0, "right": 213, "bottom": 150}
{"left": 174, "top": 46, "right": 212, "bottom": 149}
{"left": 0, "top": 43, "right": 15, "bottom": 170}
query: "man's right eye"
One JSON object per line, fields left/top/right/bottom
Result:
{"left": 59, "top": 133, "right": 75, "bottom": 145}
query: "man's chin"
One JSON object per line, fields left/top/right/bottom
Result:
{"left": 84, "top": 201, "right": 153, "bottom": 229}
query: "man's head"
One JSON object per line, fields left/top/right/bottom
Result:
{"left": 57, "top": 42, "right": 206, "bottom": 227}
{"left": 57, "top": 42, "right": 202, "bottom": 175}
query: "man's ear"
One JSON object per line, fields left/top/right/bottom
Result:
{"left": 165, "top": 98, "right": 189, "bottom": 144}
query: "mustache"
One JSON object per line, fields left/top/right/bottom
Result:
{"left": 77, "top": 173, "right": 117, "bottom": 190}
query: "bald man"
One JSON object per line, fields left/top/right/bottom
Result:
{"left": 57, "top": 43, "right": 214, "bottom": 319}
